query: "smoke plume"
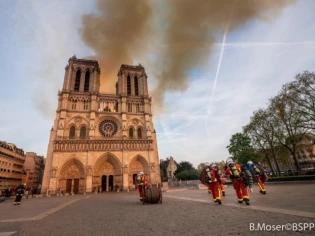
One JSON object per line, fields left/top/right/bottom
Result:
{"left": 80, "top": 0, "right": 296, "bottom": 112}
{"left": 79, "top": 0, "right": 153, "bottom": 93}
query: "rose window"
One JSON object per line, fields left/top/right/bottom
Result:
{"left": 99, "top": 119, "right": 118, "bottom": 137}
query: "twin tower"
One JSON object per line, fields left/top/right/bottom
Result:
{"left": 41, "top": 55, "right": 161, "bottom": 194}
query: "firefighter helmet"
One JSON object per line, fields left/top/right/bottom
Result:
{"left": 226, "top": 158, "right": 233, "bottom": 165}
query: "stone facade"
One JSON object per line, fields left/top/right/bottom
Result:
{"left": 24, "top": 152, "right": 45, "bottom": 190}
{"left": 41, "top": 56, "right": 161, "bottom": 194}
{"left": 160, "top": 156, "right": 177, "bottom": 181}
{"left": 0, "top": 141, "right": 26, "bottom": 190}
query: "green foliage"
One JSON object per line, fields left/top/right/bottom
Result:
{"left": 174, "top": 161, "right": 194, "bottom": 175}
{"left": 197, "top": 163, "right": 205, "bottom": 170}
{"left": 175, "top": 169, "right": 200, "bottom": 180}
{"left": 226, "top": 132, "right": 260, "bottom": 164}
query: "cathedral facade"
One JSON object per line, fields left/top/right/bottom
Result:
{"left": 41, "top": 56, "right": 161, "bottom": 194}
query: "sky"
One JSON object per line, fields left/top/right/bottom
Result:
{"left": 1, "top": 0, "right": 315, "bottom": 168}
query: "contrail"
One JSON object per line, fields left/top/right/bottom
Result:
{"left": 205, "top": 20, "right": 230, "bottom": 142}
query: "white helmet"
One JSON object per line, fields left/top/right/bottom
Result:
{"left": 247, "top": 161, "right": 253, "bottom": 165}
{"left": 210, "top": 163, "right": 217, "bottom": 168}
{"left": 205, "top": 162, "right": 210, "bottom": 166}
{"left": 226, "top": 158, "right": 233, "bottom": 165}
{"left": 139, "top": 172, "right": 144, "bottom": 175}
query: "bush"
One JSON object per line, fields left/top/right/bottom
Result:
{"left": 175, "top": 169, "right": 200, "bottom": 180}
{"left": 267, "top": 175, "right": 315, "bottom": 182}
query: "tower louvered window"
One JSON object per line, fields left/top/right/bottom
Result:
{"left": 74, "top": 70, "right": 81, "bottom": 91}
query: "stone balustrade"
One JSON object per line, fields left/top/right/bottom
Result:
{"left": 53, "top": 139, "right": 154, "bottom": 152}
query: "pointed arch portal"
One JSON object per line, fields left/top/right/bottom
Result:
{"left": 58, "top": 158, "right": 86, "bottom": 194}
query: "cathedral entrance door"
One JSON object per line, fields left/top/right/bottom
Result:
{"left": 66, "top": 179, "right": 72, "bottom": 193}
{"left": 74, "top": 179, "right": 79, "bottom": 194}
{"left": 101, "top": 175, "right": 107, "bottom": 192}
{"left": 109, "top": 175, "right": 114, "bottom": 191}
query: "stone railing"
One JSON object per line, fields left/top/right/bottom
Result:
{"left": 168, "top": 180, "right": 200, "bottom": 189}
{"left": 53, "top": 139, "right": 154, "bottom": 152}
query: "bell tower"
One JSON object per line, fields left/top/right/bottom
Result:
{"left": 116, "top": 64, "right": 149, "bottom": 96}
{"left": 62, "top": 55, "right": 101, "bottom": 93}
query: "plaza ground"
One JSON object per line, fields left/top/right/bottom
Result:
{"left": 0, "top": 184, "right": 314, "bottom": 236}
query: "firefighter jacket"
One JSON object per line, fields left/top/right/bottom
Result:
{"left": 137, "top": 174, "right": 148, "bottom": 186}
{"left": 206, "top": 167, "right": 219, "bottom": 183}
{"left": 16, "top": 185, "right": 25, "bottom": 196}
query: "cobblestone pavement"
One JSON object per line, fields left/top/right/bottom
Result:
{"left": 0, "top": 184, "right": 314, "bottom": 236}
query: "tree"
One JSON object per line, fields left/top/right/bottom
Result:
{"left": 197, "top": 163, "right": 205, "bottom": 170}
{"left": 269, "top": 92, "right": 312, "bottom": 174}
{"left": 284, "top": 71, "right": 315, "bottom": 130}
{"left": 175, "top": 169, "right": 200, "bottom": 180}
{"left": 226, "top": 132, "right": 260, "bottom": 164}
{"left": 243, "top": 108, "right": 284, "bottom": 175}
{"left": 174, "top": 161, "right": 194, "bottom": 175}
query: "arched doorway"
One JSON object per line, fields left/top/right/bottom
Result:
{"left": 59, "top": 158, "right": 85, "bottom": 194}
{"left": 93, "top": 153, "right": 122, "bottom": 192}
{"left": 128, "top": 155, "right": 149, "bottom": 190}
{"left": 109, "top": 175, "right": 114, "bottom": 191}
{"left": 101, "top": 175, "right": 107, "bottom": 192}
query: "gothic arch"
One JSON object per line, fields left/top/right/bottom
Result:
{"left": 93, "top": 152, "right": 122, "bottom": 176}
{"left": 59, "top": 158, "right": 85, "bottom": 179}
{"left": 128, "top": 155, "right": 150, "bottom": 187}
{"left": 129, "top": 155, "right": 149, "bottom": 174}
{"left": 65, "top": 115, "right": 88, "bottom": 129}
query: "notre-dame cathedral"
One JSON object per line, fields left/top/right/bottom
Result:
{"left": 41, "top": 55, "right": 161, "bottom": 194}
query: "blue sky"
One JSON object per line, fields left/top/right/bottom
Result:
{"left": 1, "top": 0, "right": 315, "bottom": 168}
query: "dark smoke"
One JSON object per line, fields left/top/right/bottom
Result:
{"left": 80, "top": 0, "right": 296, "bottom": 113}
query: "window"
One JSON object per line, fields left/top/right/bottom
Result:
{"left": 84, "top": 71, "right": 90, "bottom": 92}
{"left": 134, "top": 76, "right": 139, "bottom": 96}
{"left": 137, "top": 128, "right": 142, "bottom": 139}
{"left": 114, "top": 102, "right": 118, "bottom": 112}
{"left": 72, "top": 100, "right": 77, "bottom": 109}
{"left": 136, "top": 104, "right": 140, "bottom": 113}
{"left": 127, "top": 75, "right": 131, "bottom": 95}
{"left": 80, "top": 126, "right": 86, "bottom": 139}
{"left": 127, "top": 103, "right": 132, "bottom": 112}
{"left": 104, "top": 106, "right": 111, "bottom": 112}
{"left": 69, "top": 126, "right": 76, "bottom": 139}
{"left": 129, "top": 128, "right": 133, "bottom": 138}
{"left": 74, "top": 70, "right": 81, "bottom": 91}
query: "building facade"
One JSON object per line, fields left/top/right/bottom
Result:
{"left": 0, "top": 141, "right": 26, "bottom": 190}
{"left": 41, "top": 56, "right": 161, "bottom": 194}
{"left": 24, "top": 152, "right": 45, "bottom": 191}
{"left": 160, "top": 157, "right": 177, "bottom": 181}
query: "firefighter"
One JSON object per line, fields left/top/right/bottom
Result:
{"left": 137, "top": 172, "right": 150, "bottom": 202}
{"left": 217, "top": 168, "right": 225, "bottom": 196}
{"left": 247, "top": 161, "right": 267, "bottom": 194}
{"left": 206, "top": 164, "right": 222, "bottom": 204}
{"left": 14, "top": 183, "right": 26, "bottom": 205}
{"left": 225, "top": 158, "right": 250, "bottom": 205}
{"left": 204, "top": 163, "right": 211, "bottom": 194}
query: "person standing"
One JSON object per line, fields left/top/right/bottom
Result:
{"left": 217, "top": 168, "right": 226, "bottom": 196}
{"left": 14, "top": 183, "right": 26, "bottom": 205}
{"left": 225, "top": 158, "right": 250, "bottom": 205}
{"left": 137, "top": 172, "right": 150, "bottom": 202}
{"left": 247, "top": 161, "right": 267, "bottom": 194}
{"left": 208, "top": 164, "right": 222, "bottom": 204}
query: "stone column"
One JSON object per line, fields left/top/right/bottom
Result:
{"left": 106, "top": 175, "right": 109, "bottom": 192}
{"left": 131, "top": 76, "right": 135, "bottom": 95}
